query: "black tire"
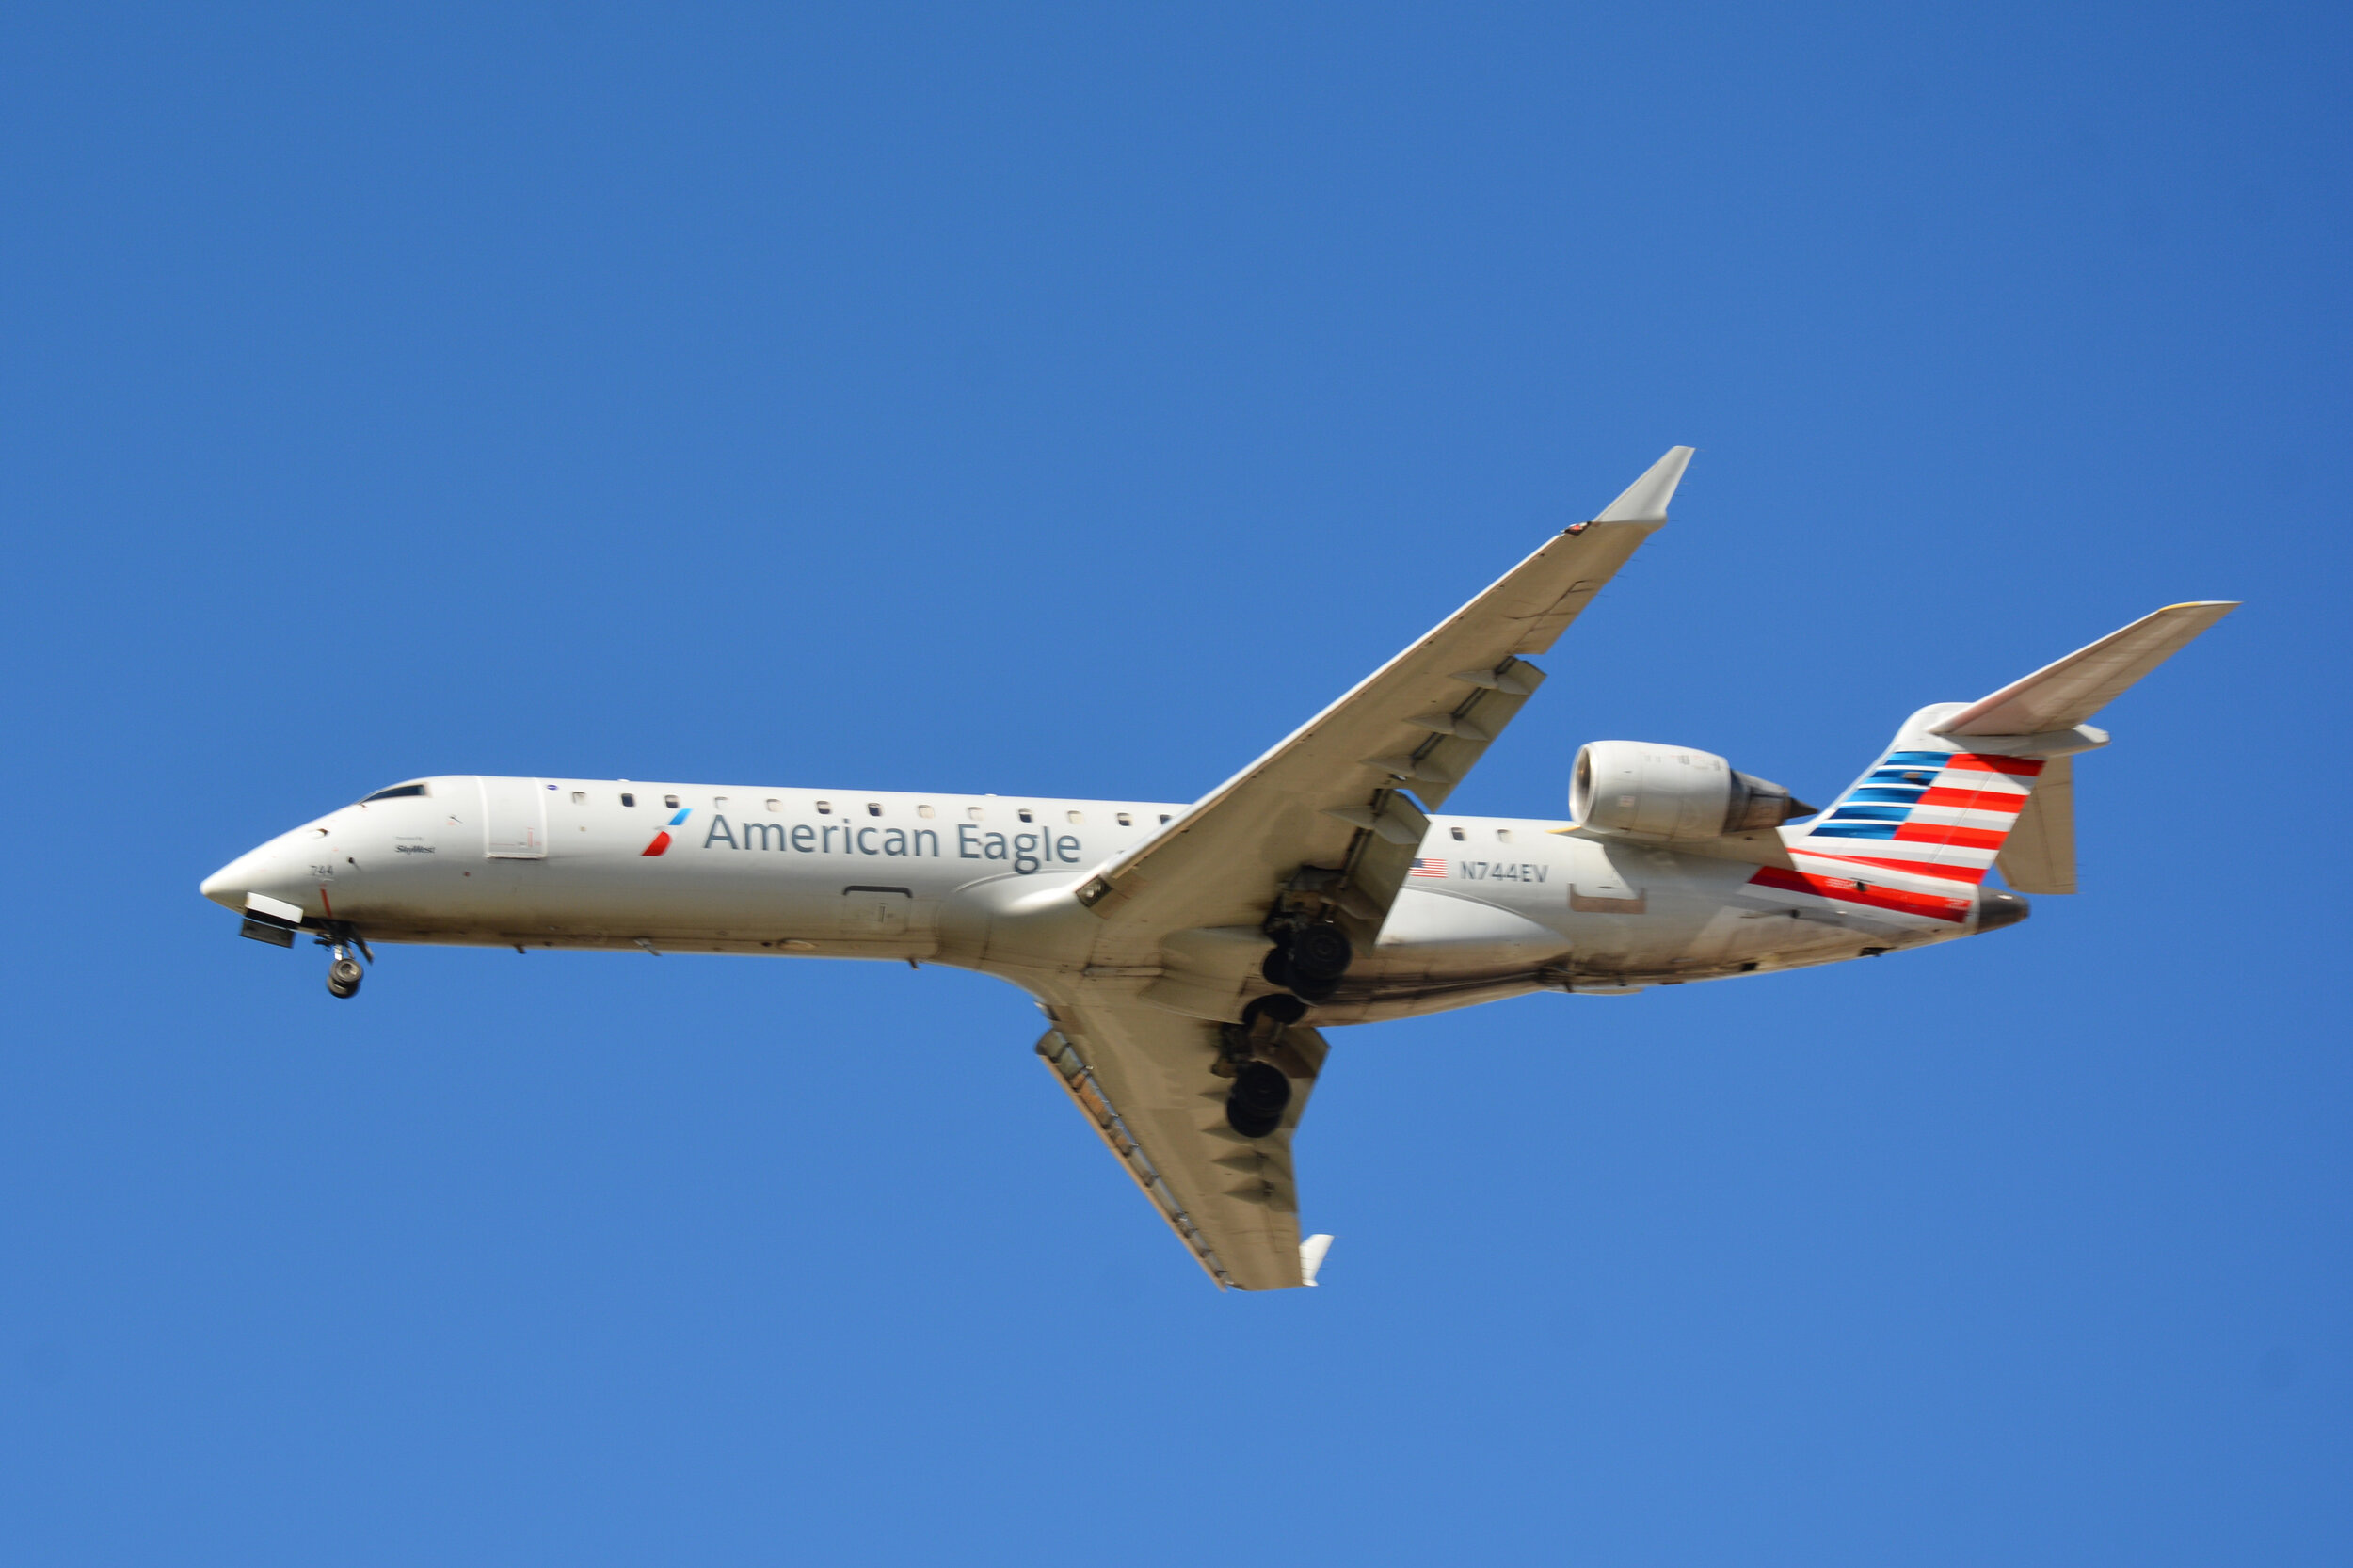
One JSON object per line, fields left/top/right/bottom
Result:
{"left": 1288, "top": 924, "right": 1353, "bottom": 982}
{"left": 1260, "top": 945, "right": 1293, "bottom": 987}
{"left": 1289, "top": 971, "right": 1339, "bottom": 1003}
{"left": 1226, "top": 1098, "right": 1282, "bottom": 1138}
{"left": 1227, "top": 1060, "right": 1291, "bottom": 1119}
{"left": 1225, "top": 1062, "right": 1291, "bottom": 1138}
{"left": 327, "top": 957, "right": 363, "bottom": 998}
{"left": 1242, "top": 993, "right": 1308, "bottom": 1028}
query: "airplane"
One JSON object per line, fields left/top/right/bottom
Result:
{"left": 199, "top": 448, "right": 2236, "bottom": 1291}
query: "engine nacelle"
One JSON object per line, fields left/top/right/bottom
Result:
{"left": 1571, "top": 741, "right": 1816, "bottom": 840}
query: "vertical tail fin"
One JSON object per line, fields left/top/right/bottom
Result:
{"left": 1788, "top": 711, "right": 2061, "bottom": 899}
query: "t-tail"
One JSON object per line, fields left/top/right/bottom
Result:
{"left": 1775, "top": 602, "right": 2239, "bottom": 925}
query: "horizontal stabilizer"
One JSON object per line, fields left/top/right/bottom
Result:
{"left": 1937, "top": 602, "right": 2238, "bottom": 736}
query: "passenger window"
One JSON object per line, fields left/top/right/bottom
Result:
{"left": 918, "top": 805, "right": 936, "bottom": 819}
{"left": 867, "top": 803, "right": 883, "bottom": 817}
{"left": 766, "top": 799, "right": 781, "bottom": 812}
{"left": 1017, "top": 809, "right": 1033, "bottom": 823}
{"left": 713, "top": 796, "right": 728, "bottom": 808}
{"left": 620, "top": 792, "right": 635, "bottom": 808}
{"left": 1116, "top": 812, "right": 1131, "bottom": 826}
{"left": 968, "top": 806, "right": 984, "bottom": 821}
{"left": 664, "top": 794, "right": 680, "bottom": 808}
{"left": 1450, "top": 826, "right": 1465, "bottom": 841}
{"left": 1159, "top": 814, "right": 1172, "bottom": 824}
{"left": 571, "top": 792, "right": 586, "bottom": 805}
{"left": 1496, "top": 828, "right": 1513, "bottom": 842}
{"left": 1066, "top": 810, "right": 1083, "bottom": 824}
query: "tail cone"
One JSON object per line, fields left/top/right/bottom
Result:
{"left": 1976, "top": 888, "right": 2031, "bottom": 932}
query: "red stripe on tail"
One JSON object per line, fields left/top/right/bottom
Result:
{"left": 1748, "top": 865, "right": 1972, "bottom": 922}
{"left": 1794, "top": 852, "right": 1989, "bottom": 885}
{"left": 1944, "top": 753, "right": 2044, "bottom": 778}
{"left": 1893, "top": 822, "right": 2008, "bottom": 851}
{"left": 1916, "top": 786, "right": 2026, "bottom": 813}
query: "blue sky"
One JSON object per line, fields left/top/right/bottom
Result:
{"left": 3, "top": 4, "right": 2347, "bottom": 1562}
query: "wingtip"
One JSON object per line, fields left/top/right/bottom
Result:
{"left": 1593, "top": 445, "right": 1696, "bottom": 524}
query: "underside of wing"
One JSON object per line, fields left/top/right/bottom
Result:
{"left": 1075, "top": 447, "right": 1693, "bottom": 953}
{"left": 1034, "top": 998, "right": 1329, "bottom": 1290}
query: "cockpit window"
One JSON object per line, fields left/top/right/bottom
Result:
{"left": 360, "top": 783, "right": 429, "bottom": 803}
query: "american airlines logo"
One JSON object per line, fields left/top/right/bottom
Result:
{"left": 640, "top": 807, "right": 692, "bottom": 857}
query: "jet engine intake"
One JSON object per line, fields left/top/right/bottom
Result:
{"left": 1571, "top": 741, "right": 1817, "bottom": 840}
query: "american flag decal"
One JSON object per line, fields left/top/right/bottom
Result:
{"left": 1409, "top": 857, "right": 1448, "bottom": 878}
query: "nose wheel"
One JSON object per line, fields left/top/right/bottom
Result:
{"left": 315, "top": 922, "right": 373, "bottom": 1000}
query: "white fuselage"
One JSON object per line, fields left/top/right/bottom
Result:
{"left": 201, "top": 774, "right": 2013, "bottom": 1022}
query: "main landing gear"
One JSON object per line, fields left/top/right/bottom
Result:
{"left": 1225, "top": 1062, "right": 1290, "bottom": 1139}
{"left": 1218, "top": 914, "right": 1356, "bottom": 1136}
{"left": 1260, "top": 922, "right": 1352, "bottom": 1003}
{"left": 316, "top": 922, "right": 373, "bottom": 1000}
{"left": 1217, "top": 992, "right": 1311, "bottom": 1139}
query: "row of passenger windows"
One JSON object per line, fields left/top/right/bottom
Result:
{"left": 578, "top": 790, "right": 1162, "bottom": 826}
{"left": 374, "top": 778, "right": 1506, "bottom": 839}
{"left": 371, "top": 779, "right": 1498, "bottom": 840}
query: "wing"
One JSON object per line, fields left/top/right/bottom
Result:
{"left": 1075, "top": 447, "right": 1692, "bottom": 946}
{"left": 1034, "top": 999, "right": 1330, "bottom": 1291}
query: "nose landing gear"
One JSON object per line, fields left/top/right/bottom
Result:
{"left": 315, "top": 922, "right": 373, "bottom": 999}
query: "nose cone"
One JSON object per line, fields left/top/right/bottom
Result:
{"left": 200, "top": 851, "right": 262, "bottom": 910}
{"left": 201, "top": 840, "right": 304, "bottom": 913}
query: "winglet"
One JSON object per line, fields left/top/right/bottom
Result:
{"left": 1300, "top": 1233, "right": 1334, "bottom": 1287}
{"left": 1592, "top": 446, "right": 1696, "bottom": 524}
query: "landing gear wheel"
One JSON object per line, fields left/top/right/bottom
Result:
{"left": 1288, "top": 924, "right": 1353, "bottom": 983}
{"left": 1264, "top": 924, "right": 1352, "bottom": 1002}
{"left": 1242, "top": 993, "right": 1308, "bottom": 1029}
{"left": 1259, "top": 945, "right": 1293, "bottom": 988}
{"left": 1225, "top": 1061, "right": 1292, "bottom": 1139}
{"left": 327, "top": 957, "right": 363, "bottom": 999}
